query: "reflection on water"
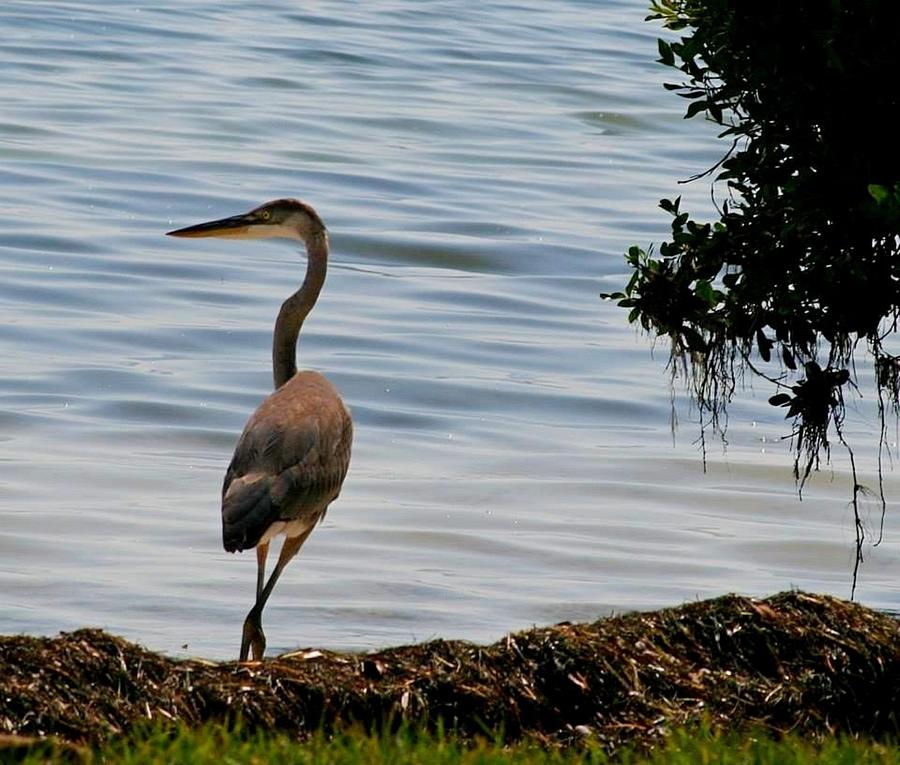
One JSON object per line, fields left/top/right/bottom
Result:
{"left": 0, "top": 0, "right": 896, "bottom": 658}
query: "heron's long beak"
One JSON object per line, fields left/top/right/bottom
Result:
{"left": 166, "top": 212, "right": 256, "bottom": 239}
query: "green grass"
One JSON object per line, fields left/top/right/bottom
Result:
{"left": 14, "top": 724, "right": 900, "bottom": 765}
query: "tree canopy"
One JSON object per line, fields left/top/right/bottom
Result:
{"left": 604, "top": 0, "right": 900, "bottom": 587}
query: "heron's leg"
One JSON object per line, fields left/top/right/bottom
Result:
{"left": 255, "top": 541, "right": 270, "bottom": 601}
{"left": 240, "top": 528, "right": 313, "bottom": 661}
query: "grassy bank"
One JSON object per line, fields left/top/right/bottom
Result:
{"left": 11, "top": 723, "right": 900, "bottom": 765}
{"left": 3, "top": 591, "right": 898, "bottom": 755}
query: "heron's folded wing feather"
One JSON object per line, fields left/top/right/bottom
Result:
{"left": 221, "top": 389, "right": 352, "bottom": 552}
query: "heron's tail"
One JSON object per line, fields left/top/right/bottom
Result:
{"left": 221, "top": 473, "right": 276, "bottom": 552}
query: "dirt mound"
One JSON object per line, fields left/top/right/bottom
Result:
{"left": 2, "top": 592, "right": 898, "bottom": 750}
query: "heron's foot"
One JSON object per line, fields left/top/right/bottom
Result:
{"left": 239, "top": 609, "right": 266, "bottom": 661}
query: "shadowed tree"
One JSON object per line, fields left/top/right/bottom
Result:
{"left": 603, "top": 0, "right": 900, "bottom": 591}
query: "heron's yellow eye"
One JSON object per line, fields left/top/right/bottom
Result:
{"left": 259, "top": 210, "right": 271, "bottom": 221}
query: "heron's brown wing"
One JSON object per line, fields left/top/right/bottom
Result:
{"left": 221, "top": 372, "right": 353, "bottom": 553}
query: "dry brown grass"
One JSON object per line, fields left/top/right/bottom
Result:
{"left": 2, "top": 592, "right": 897, "bottom": 751}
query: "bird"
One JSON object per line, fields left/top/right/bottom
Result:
{"left": 167, "top": 198, "right": 353, "bottom": 661}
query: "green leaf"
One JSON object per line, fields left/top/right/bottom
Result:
{"left": 626, "top": 269, "right": 640, "bottom": 294}
{"left": 756, "top": 329, "right": 772, "bottom": 362}
{"left": 768, "top": 393, "right": 792, "bottom": 407}
{"left": 695, "top": 280, "right": 715, "bottom": 305}
{"left": 868, "top": 184, "right": 889, "bottom": 204}
{"left": 657, "top": 39, "right": 675, "bottom": 66}
{"left": 682, "top": 327, "right": 707, "bottom": 352}
{"left": 782, "top": 345, "right": 797, "bottom": 370}
{"left": 685, "top": 99, "right": 708, "bottom": 119}
{"left": 659, "top": 198, "right": 678, "bottom": 214}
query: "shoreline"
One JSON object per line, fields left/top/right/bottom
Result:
{"left": 2, "top": 591, "right": 898, "bottom": 751}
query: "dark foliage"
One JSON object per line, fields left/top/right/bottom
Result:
{"left": 603, "top": 0, "right": 900, "bottom": 588}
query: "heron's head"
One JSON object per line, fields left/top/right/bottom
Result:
{"left": 166, "top": 198, "right": 326, "bottom": 242}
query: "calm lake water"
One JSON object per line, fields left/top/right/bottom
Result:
{"left": 1, "top": 0, "right": 897, "bottom": 659}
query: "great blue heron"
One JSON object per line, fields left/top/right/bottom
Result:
{"left": 167, "top": 199, "right": 353, "bottom": 661}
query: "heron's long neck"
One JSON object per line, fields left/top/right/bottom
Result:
{"left": 272, "top": 231, "right": 329, "bottom": 389}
